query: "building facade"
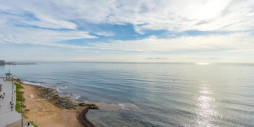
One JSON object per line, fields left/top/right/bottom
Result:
{"left": 0, "top": 60, "right": 5, "bottom": 65}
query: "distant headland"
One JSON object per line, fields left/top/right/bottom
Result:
{"left": 0, "top": 60, "right": 36, "bottom": 65}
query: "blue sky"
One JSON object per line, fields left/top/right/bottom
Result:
{"left": 0, "top": 0, "right": 254, "bottom": 63}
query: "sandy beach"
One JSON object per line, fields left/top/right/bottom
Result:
{"left": 19, "top": 83, "right": 84, "bottom": 127}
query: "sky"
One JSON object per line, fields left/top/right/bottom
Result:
{"left": 0, "top": 0, "right": 254, "bottom": 63}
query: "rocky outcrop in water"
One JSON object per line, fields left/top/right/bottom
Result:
{"left": 36, "top": 86, "right": 100, "bottom": 111}
{"left": 37, "top": 86, "right": 78, "bottom": 109}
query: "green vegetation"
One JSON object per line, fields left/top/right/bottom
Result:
{"left": 15, "top": 82, "right": 24, "bottom": 113}
{"left": 0, "top": 84, "right": 2, "bottom": 92}
{"left": 30, "top": 121, "right": 38, "bottom": 127}
{"left": 14, "top": 82, "right": 38, "bottom": 127}
{"left": 5, "top": 72, "right": 12, "bottom": 79}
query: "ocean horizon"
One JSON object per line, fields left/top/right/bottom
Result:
{"left": 0, "top": 62, "right": 253, "bottom": 126}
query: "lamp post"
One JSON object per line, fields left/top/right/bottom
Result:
{"left": 11, "top": 76, "right": 13, "bottom": 111}
{"left": 12, "top": 76, "right": 13, "bottom": 95}
{"left": 21, "top": 92, "right": 24, "bottom": 127}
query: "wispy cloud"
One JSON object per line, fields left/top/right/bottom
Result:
{"left": 0, "top": 26, "right": 97, "bottom": 45}
{"left": 26, "top": 14, "right": 77, "bottom": 29}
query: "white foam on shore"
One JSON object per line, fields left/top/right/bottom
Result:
{"left": 75, "top": 95, "right": 81, "bottom": 100}
{"left": 59, "top": 85, "right": 68, "bottom": 89}
{"left": 86, "top": 101, "right": 139, "bottom": 112}
{"left": 22, "top": 81, "right": 41, "bottom": 86}
{"left": 56, "top": 85, "right": 68, "bottom": 93}
{"left": 21, "top": 80, "right": 139, "bottom": 112}
{"left": 118, "top": 103, "right": 127, "bottom": 110}
{"left": 56, "top": 88, "right": 62, "bottom": 93}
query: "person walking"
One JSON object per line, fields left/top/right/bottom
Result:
{"left": 11, "top": 104, "right": 13, "bottom": 111}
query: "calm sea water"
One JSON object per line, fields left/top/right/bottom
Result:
{"left": 0, "top": 63, "right": 254, "bottom": 127}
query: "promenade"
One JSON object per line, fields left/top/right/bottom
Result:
{"left": 0, "top": 78, "right": 33, "bottom": 127}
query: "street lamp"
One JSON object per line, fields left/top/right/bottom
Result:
{"left": 11, "top": 76, "right": 13, "bottom": 111}
{"left": 21, "top": 92, "right": 24, "bottom": 127}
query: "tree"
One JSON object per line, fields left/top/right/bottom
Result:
{"left": 5, "top": 72, "right": 11, "bottom": 80}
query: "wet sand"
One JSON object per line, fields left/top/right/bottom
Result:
{"left": 20, "top": 83, "right": 83, "bottom": 127}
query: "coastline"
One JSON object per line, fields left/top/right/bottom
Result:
{"left": 14, "top": 79, "right": 98, "bottom": 127}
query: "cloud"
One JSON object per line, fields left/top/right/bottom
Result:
{"left": 1, "top": 23, "right": 253, "bottom": 54}
{"left": 0, "top": 26, "right": 97, "bottom": 45}
{"left": 0, "top": 0, "right": 254, "bottom": 63}
{"left": 26, "top": 14, "right": 77, "bottom": 29}
{"left": 1, "top": 0, "right": 254, "bottom": 48}
{"left": 95, "top": 32, "right": 115, "bottom": 37}
{"left": 1, "top": 0, "right": 254, "bottom": 32}
{"left": 1, "top": 32, "right": 253, "bottom": 63}
{"left": 89, "top": 32, "right": 254, "bottom": 52}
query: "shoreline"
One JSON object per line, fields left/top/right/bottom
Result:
{"left": 14, "top": 78, "right": 98, "bottom": 127}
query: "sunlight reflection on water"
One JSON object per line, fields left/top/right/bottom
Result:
{"left": 195, "top": 82, "right": 218, "bottom": 127}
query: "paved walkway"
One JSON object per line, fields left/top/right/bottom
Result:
{"left": 0, "top": 78, "right": 33, "bottom": 127}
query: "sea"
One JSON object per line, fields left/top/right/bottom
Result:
{"left": 0, "top": 62, "right": 253, "bottom": 127}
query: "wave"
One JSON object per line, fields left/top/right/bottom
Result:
{"left": 56, "top": 87, "right": 62, "bottom": 93}
{"left": 56, "top": 84, "right": 69, "bottom": 93}
{"left": 75, "top": 95, "right": 81, "bottom": 100}
{"left": 85, "top": 101, "right": 139, "bottom": 111}
{"left": 22, "top": 81, "right": 43, "bottom": 86}
{"left": 118, "top": 103, "right": 126, "bottom": 110}
{"left": 57, "top": 84, "right": 68, "bottom": 89}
